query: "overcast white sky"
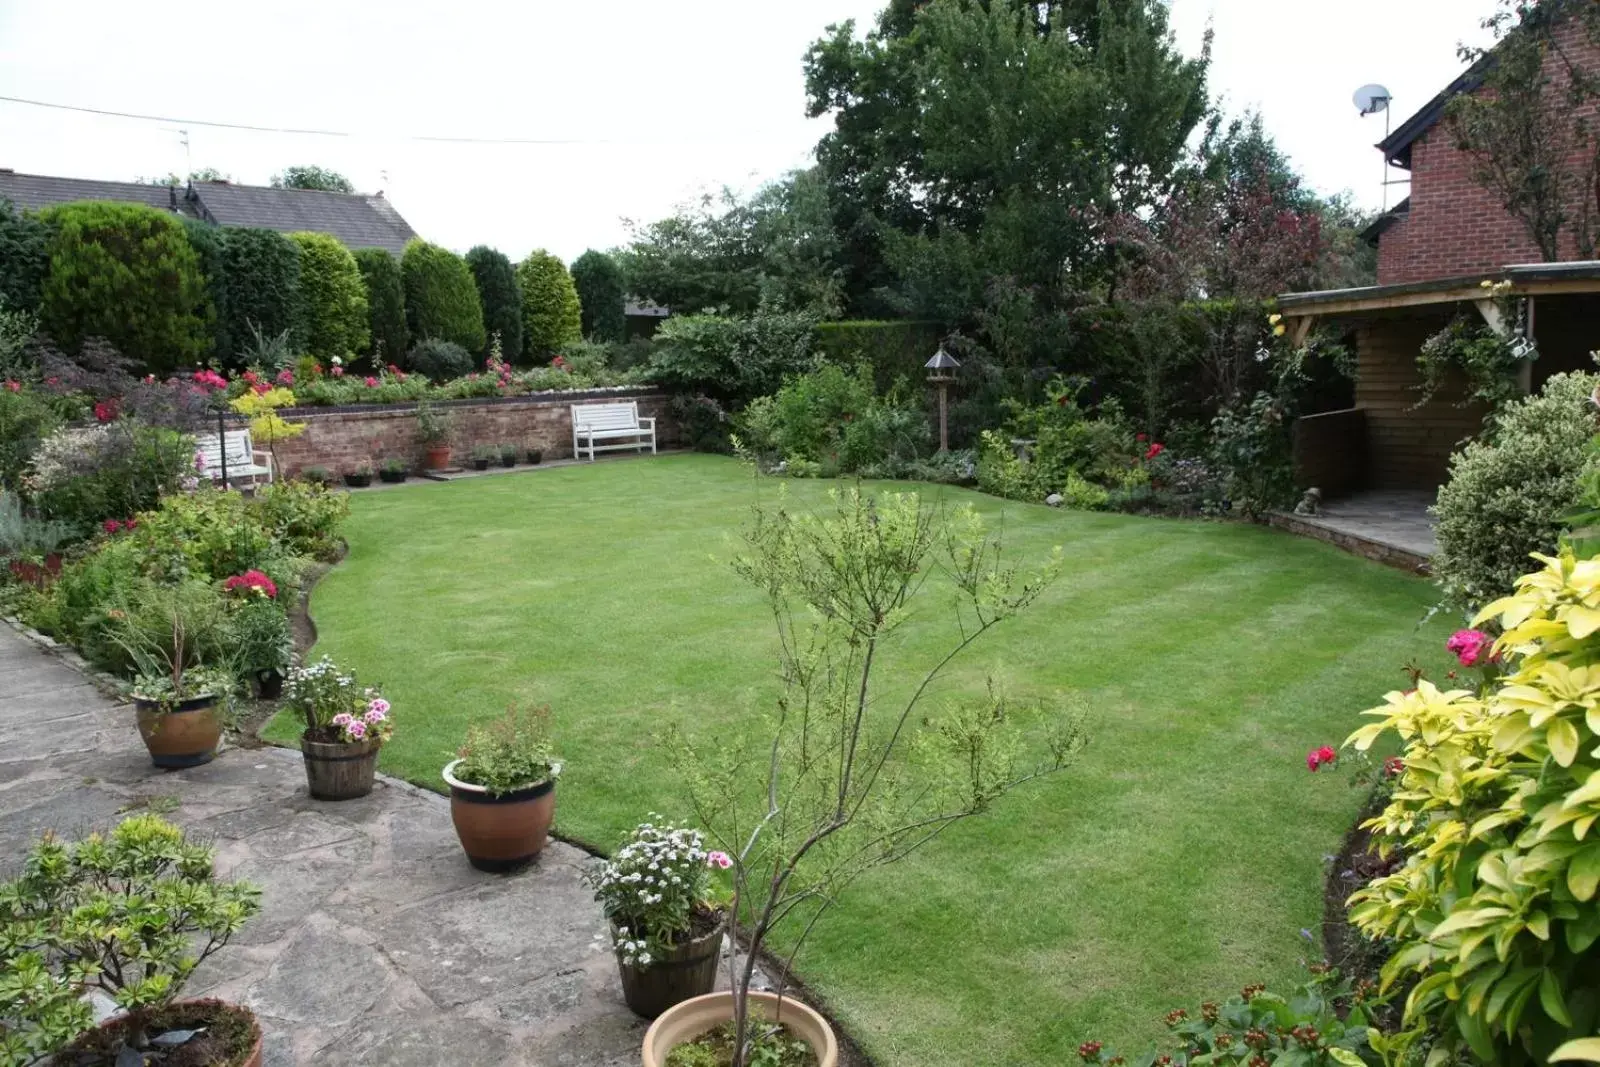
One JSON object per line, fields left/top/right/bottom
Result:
{"left": 0, "top": 2, "right": 1494, "bottom": 263}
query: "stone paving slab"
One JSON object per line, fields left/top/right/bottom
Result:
{"left": 0, "top": 625, "right": 679, "bottom": 1066}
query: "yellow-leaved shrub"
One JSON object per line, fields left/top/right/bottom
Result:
{"left": 1347, "top": 551, "right": 1600, "bottom": 1067}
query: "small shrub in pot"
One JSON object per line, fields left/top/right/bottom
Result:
{"left": 300, "top": 465, "right": 333, "bottom": 487}
{"left": 378, "top": 457, "right": 408, "bottom": 483}
{"left": 0, "top": 814, "right": 263, "bottom": 1065}
{"left": 443, "top": 705, "right": 561, "bottom": 871}
{"left": 499, "top": 442, "right": 518, "bottom": 468}
{"left": 470, "top": 445, "right": 495, "bottom": 471}
{"left": 345, "top": 462, "right": 374, "bottom": 488}
{"left": 527, "top": 447, "right": 544, "bottom": 465}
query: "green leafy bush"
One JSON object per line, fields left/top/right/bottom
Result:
{"left": 288, "top": 231, "right": 368, "bottom": 361}
{"left": 737, "top": 362, "right": 927, "bottom": 475}
{"left": 465, "top": 246, "right": 522, "bottom": 361}
{"left": 37, "top": 202, "right": 210, "bottom": 375}
{"left": 974, "top": 377, "right": 1136, "bottom": 502}
{"left": 254, "top": 479, "right": 349, "bottom": 559}
{"left": 1060, "top": 471, "right": 1109, "bottom": 510}
{"left": 0, "top": 198, "right": 51, "bottom": 313}
{"left": 516, "top": 250, "right": 582, "bottom": 358}
{"left": 181, "top": 218, "right": 230, "bottom": 363}
{"left": 222, "top": 227, "right": 305, "bottom": 362}
{"left": 1346, "top": 551, "right": 1600, "bottom": 1067}
{"left": 0, "top": 385, "right": 62, "bottom": 491}
{"left": 1208, "top": 392, "right": 1297, "bottom": 520}
{"left": 1432, "top": 371, "right": 1600, "bottom": 609}
{"left": 231, "top": 595, "right": 292, "bottom": 680}
{"left": 352, "top": 247, "right": 408, "bottom": 364}
{"left": 570, "top": 249, "right": 626, "bottom": 342}
{"left": 402, "top": 239, "right": 486, "bottom": 353}
{"left": 0, "top": 815, "right": 260, "bottom": 1063}
{"left": 814, "top": 320, "right": 945, "bottom": 391}
{"left": 648, "top": 310, "right": 817, "bottom": 406}
{"left": 406, "top": 337, "right": 474, "bottom": 382}
{"left": 27, "top": 422, "right": 195, "bottom": 535}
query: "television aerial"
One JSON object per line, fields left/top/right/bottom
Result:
{"left": 1353, "top": 84, "right": 1391, "bottom": 116}
{"left": 1353, "top": 84, "right": 1400, "bottom": 210}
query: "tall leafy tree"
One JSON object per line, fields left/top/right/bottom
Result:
{"left": 1448, "top": 0, "right": 1600, "bottom": 260}
{"left": 353, "top": 248, "right": 409, "bottom": 364}
{"left": 181, "top": 219, "right": 231, "bottom": 363}
{"left": 569, "top": 250, "right": 627, "bottom": 341}
{"left": 270, "top": 166, "right": 356, "bottom": 193}
{"left": 401, "top": 240, "right": 486, "bottom": 353}
{"left": 515, "top": 251, "right": 582, "bottom": 359}
{"left": 804, "top": 0, "right": 1209, "bottom": 316}
{"left": 464, "top": 246, "right": 523, "bottom": 359}
{"left": 288, "top": 232, "right": 368, "bottom": 360}
{"left": 37, "top": 202, "right": 210, "bottom": 375}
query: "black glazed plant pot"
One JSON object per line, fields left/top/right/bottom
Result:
{"left": 500, "top": 455, "right": 517, "bottom": 468}
{"left": 473, "top": 458, "right": 491, "bottom": 471}
{"left": 379, "top": 469, "right": 407, "bottom": 484}
{"left": 527, "top": 450, "right": 544, "bottom": 465}
{"left": 344, "top": 472, "right": 372, "bottom": 488}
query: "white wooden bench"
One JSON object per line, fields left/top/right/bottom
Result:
{"left": 195, "top": 429, "right": 274, "bottom": 487}
{"left": 571, "top": 401, "right": 656, "bottom": 461}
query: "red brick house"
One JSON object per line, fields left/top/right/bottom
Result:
{"left": 1278, "top": 7, "right": 1600, "bottom": 503}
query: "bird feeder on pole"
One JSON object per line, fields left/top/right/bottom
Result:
{"left": 924, "top": 346, "right": 961, "bottom": 453}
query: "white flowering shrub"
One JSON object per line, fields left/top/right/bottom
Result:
{"left": 1433, "top": 371, "right": 1600, "bottom": 609}
{"left": 590, "top": 818, "right": 729, "bottom": 968}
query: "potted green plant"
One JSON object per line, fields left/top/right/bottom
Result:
{"left": 378, "top": 457, "right": 409, "bottom": 484}
{"left": 469, "top": 445, "right": 495, "bottom": 471}
{"left": 592, "top": 820, "right": 730, "bottom": 1019}
{"left": 527, "top": 447, "right": 544, "bottom": 465}
{"left": 225, "top": 576, "right": 292, "bottom": 699}
{"left": 107, "top": 579, "right": 235, "bottom": 769}
{"left": 415, "top": 400, "right": 455, "bottom": 470}
{"left": 284, "top": 656, "right": 393, "bottom": 800}
{"left": 301, "top": 465, "right": 333, "bottom": 487}
{"left": 643, "top": 489, "right": 1085, "bottom": 1067}
{"left": 344, "top": 461, "right": 374, "bottom": 488}
{"left": 1, "top": 814, "right": 263, "bottom": 1066}
{"left": 442, "top": 705, "right": 561, "bottom": 872}
{"left": 499, "top": 442, "right": 518, "bottom": 468}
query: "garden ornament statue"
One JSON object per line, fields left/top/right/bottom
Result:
{"left": 1294, "top": 487, "right": 1322, "bottom": 516}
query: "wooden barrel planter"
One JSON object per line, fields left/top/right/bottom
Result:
{"left": 442, "top": 759, "right": 556, "bottom": 872}
{"left": 135, "top": 694, "right": 222, "bottom": 769}
{"left": 300, "top": 735, "right": 380, "bottom": 800}
{"left": 613, "top": 920, "right": 724, "bottom": 1019}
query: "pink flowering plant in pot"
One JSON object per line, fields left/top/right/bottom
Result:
{"left": 283, "top": 656, "right": 393, "bottom": 800}
{"left": 590, "top": 818, "right": 733, "bottom": 1018}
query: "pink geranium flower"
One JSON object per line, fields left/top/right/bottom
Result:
{"left": 706, "top": 851, "right": 733, "bottom": 869}
{"left": 347, "top": 719, "right": 367, "bottom": 739}
{"left": 331, "top": 713, "right": 354, "bottom": 727}
{"left": 1446, "top": 629, "right": 1492, "bottom": 667}
{"left": 364, "top": 376, "right": 379, "bottom": 388}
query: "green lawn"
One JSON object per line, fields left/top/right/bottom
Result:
{"left": 265, "top": 454, "right": 1449, "bottom": 1065}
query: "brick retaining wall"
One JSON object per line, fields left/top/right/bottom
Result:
{"left": 260, "top": 388, "right": 677, "bottom": 478}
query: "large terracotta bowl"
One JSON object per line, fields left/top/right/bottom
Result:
{"left": 641, "top": 990, "right": 837, "bottom": 1067}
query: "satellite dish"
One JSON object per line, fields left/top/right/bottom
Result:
{"left": 1354, "top": 84, "right": 1392, "bottom": 116}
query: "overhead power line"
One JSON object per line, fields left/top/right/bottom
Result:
{"left": 0, "top": 93, "right": 606, "bottom": 145}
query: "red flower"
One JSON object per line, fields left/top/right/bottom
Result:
{"left": 3, "top": 380, "right": 20, "bottom": 393}
{"left": 551, "top": 355, "right": 569, "bottom": 371}
{"left": 124, "top": 518, "right": 138, "bottom": 530}
{"left": 191, "top": 369, "right": 228, "bottom": 391}
{"left": 1383, "top": 756, "right": 1405, "bottom": 779}
{"left": 1306, "top": 745, "right": 1338, "bottom": 771}
{"left": 223, "top": 570, "right": 278, "bottom": 599}
{"left": 1144, "top": 443, "right": 1165, "bottom": 460}
{"left": 94, "top": 398, "right": 120, "bottom": 423}
{"left": 1136, "top": 433, "right": 1147, "bottom": 442}
{"left": 276, "top": 369, "right": 294, "bottom": 387}
{"left": 364, "top": 376, "right": 379, "bottom": 388}
{"left": 102, "top": 519, "right": 123, "bottom": 534}
{"left": 242, "top": 371, "right": 259, "bottom": 385}
{"left": 252, "top": 382, "right": 271, "bottom": 395}
{"left": 331, "top": 365, "right": 345, "bottom": 377}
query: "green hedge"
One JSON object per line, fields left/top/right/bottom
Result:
{"left": 570, "top": 249, "right": 626, "bottom": 342}
{"left": 0, "top": 199, "right": 52, "bottom": 313}
{"left": 401, "top": 239, "right": 486, "bottom": 353}
{"left": 516, "top": 250, "right": 582, "bottom": 359}
{"left": 38, "top": 201, "right": 210, "bottom": 375}
{"left": 182, "top": 219, "right": 230, "bottom": 363}
{"left": 814, "top": 320, "right": 945, "bottom": 390}
{"left": 353, "top": 248, "right": 408, "bottom": 365}
{"left": 464, "top": 246, "right": 522, "bottom": 360}
{"left": 288, "top": 231, "right": 368, "bottom": 361}
{"left": 221, "top": 228, "right": 304, "bottom": 361}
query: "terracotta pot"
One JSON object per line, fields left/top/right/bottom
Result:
{"left": 135, "top": 694, "right": 222, "bottom": 769}
{"left": 443, "top": 759, "right": 557, "bottom": 872}
{"left": 614, "top": 918, "right": 723, "bottom": 1019}
{"left": 301, "top": 735, "right": 380, "bottom": 800}
{"left": 424, "top": 444, "right": 452, "bottom": 470}
{"left": 53, "top": 998, "right": 263, "bottom": 1067}
{"left": 641, "top": 991, "right": 837, "bottom": 1067}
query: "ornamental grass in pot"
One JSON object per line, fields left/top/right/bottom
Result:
{"left": 284, "top": 656, "right": 393, "bottom": 801}
{"left": 642, "top": 489, "right": 1088, "bottom": 1067}
{"left": 591, "top": 819, "right": 731, "bottom": 1019}
{"left": 1, "top": 814, "right": 263, "bottom": 1066}
{"left": 443, "top": 705, "right": 561, "bottom": 872}
{"left": 107, "top": 579, "right": 234, "bottom": 770}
